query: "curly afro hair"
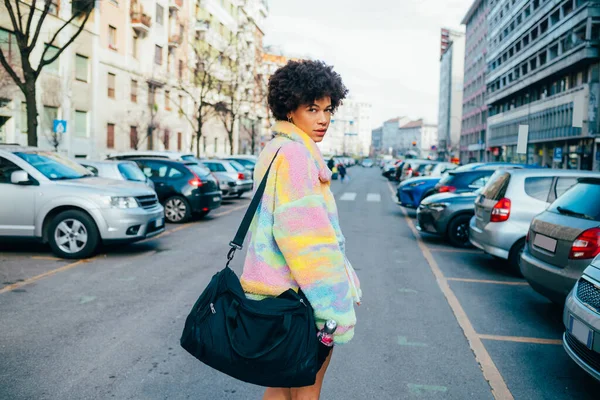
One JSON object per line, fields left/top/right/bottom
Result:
{"left": 268, "top": 60, "right": 349, "bottom": 121}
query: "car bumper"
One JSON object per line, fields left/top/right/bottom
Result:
{"left": 190, "top": 191, "right": 222, "bottom": 212}
{"left": 235, "top": 181, "right": 253, "bottom": 193}
{"left": 521, "top": 247, "right": 588, "bottom": 303}
{"left": 398, "top": 188, "right": 418, "bottom": 208}
{"left": 416, "top": 206, "right": 444, "bottom": 235}
{"left": 100, "top": 205, "right": 165, "bottom": 241}
{"left": 468, "top": 217, "right": 524, "bottom": 259}
{"left": 563, "top": 280, "right": 600, "bottom": 382}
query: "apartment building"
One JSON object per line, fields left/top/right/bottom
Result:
{"left": 461, "top": 0, "right": 489, "bottom": 163}
{"left": 485, "top": 0, "right": 600, "bottom": 170}
{"left": 370, "top": 117, "right": 437, "bottom": 158}
{"left": 438, "top": 28, "right": 465, "bottom": 162}
{"left": 319, "top": 99, "right": 372, "bottom": 157}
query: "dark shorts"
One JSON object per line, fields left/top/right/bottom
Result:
{"left": 317, "top": 342, "right": 333, "bottom": 368}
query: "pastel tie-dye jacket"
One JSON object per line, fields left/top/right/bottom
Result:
{"left": 240, "top": 121, "right": 361, "bottom": 344}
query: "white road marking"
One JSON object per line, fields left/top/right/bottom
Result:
{"left": 339, "top": 192, "right": 357, "bottom": 201}
{"left": 366, "top": 193, "right": 381, "bottom": 202}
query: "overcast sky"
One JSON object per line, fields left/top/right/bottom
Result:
{"left": 263, "top": 0, "right": 474, "bottom": 129}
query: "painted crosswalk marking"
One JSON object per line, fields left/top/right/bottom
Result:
{"left": 339, "top": 192, "right": 357, "bottom": 201}
{"left": 366, "top": 193, "right": 381, "bottom": 202}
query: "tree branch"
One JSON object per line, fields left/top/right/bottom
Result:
{"left": 37, "top": 3, "right": 93, "bottom": 77}
{"left": 14, "top": 0, "right": 25, "bottom": 34}
{"left": 25, "top": 0, "right": 39, "bottom": 39}
{"left": 0, "top": 48, "right": 24, "bottom": 91}
{"left": 3, "top": 0, "right": 22, "bottom": 38}
{"left": 28, "top": 0, "right": 52, "bottom": 53}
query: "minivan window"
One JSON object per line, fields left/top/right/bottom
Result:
{"left": 481, "top": 171, "right": 510, "bottom": 200}
{"left": 0, "top": 157, "right": 21, "bottom": 183}
{"left": 15, "top": 151, "right": 93, "bottom": 180}
{"left": 118, "top": 163, "right": 146, "bottom": 182}
{"left": 524, "top": 176, "right": 553, "bottom": 202}
{"left": 554, "top": 177, "right": 578, "bottom": 198}
{"left": 548, "top": 182, "right": 600, "bottom": 221}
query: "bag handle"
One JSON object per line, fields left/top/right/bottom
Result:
{"left": 226, "top": 148, "right": 281, "bottom": 267}
{"left": 226, "top": 299, "right": 292, "bottom": 359}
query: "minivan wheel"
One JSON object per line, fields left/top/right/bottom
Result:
{"left": 447, "top": 214, "right": 473, "bottom": 248}
{"left": 164, "top": 196, "right": 191, "bottom": 223}
{"left": 508, "top": 238, "right": 526, "bottom": 277}
{"left": 48, "top": 210, "right": 99, "bottom": 259}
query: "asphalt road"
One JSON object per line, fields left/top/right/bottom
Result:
{"left": 1, "top": 167, "right": 599, "bottom": 399}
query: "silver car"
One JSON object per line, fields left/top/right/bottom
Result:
{"left": 563, "top": 259, "right": 600, "bottom": 382}
{"left": 79, "top": 160, "right": 155, "bottom": 190}
{"left": 0, "top": 146, "right": 165, "bottom": 259}
{"left": 201, "top": 159, "right": 253, "bottom": 198}
{"left": 470, "top": 169, "right": 600, "bottom": 274}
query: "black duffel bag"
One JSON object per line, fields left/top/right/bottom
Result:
{"left": 180, "top": 150, "right": 322, "bottom": 388}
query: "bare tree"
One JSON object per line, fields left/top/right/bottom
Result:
{"left": 0, "top": 0, "right": 94, "bottom": 147}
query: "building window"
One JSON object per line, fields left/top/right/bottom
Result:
{"left": 178, "top": 95, "right": 183, "bottom": 115}
{"left": 107, "top": 123, "right": 115, "bottom": 148}
{"left": 156, "top": 4, "right": 164, "bottom": 25}
{"left": 163, "top": 130, "right": 170, "bottom": 150}
{"left": 130, "top": 126, "right": 138, "bottom": 148}
{"left": 165, "top": 90, "right": 170, "bottom": 110}
{"left": 75, "top": 54, "right": 88, "bottom": 82}
{"left": 74, "top": 110, "right": 88, "bottom": 137}
{"left": 177, "top": 132, "right": 182, "bottom": 150}
{"left": 44, "top": 44, "right": 60, "bottom": 74}
{"left": 107, "top": 73, "right": 116, "bottom": 98}
{"left": 0, "top": 28, "right": 18, "bottom": 63}
{"left": 108, "top": 25, "right": 117, "bottom": 50}
{"left": 132, "top": 34, "right": 139, "bottom": 58}
{"left": 148, "top": 86, "right": 156, "bottom": 106}
{"left": 130, "top": 79, "right": 138, "bottom": 102}
{"left": 43, "top": 106, "right": 59, "bottom": 133}
{"left": 214, "top": 137, "right": 217, "bottom": 152}
{"left": 178, "top": 59, "right": 183, "bottom": 79}
{"left": 155, "top": 45, "right": 163, "bottom": 65}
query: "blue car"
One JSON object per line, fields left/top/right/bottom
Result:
{"left": 397, "top": 176, "right": 441, "bottom": 208}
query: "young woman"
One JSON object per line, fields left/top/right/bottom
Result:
{"left": 240, "top": 60, "right": 361, "bottom": 400}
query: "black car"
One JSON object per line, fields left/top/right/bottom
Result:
{"left": 129, "top": 158, "right": 222, "bottom": 223}
{"left": 432, "top": 170, "right": 496, "bottom": 195}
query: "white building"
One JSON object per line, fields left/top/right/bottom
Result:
{"left": 437, "top": 28, "right": 465, "bottom": 161}
{"left": 319, "top": 99, "right": 372, "bottom": 157}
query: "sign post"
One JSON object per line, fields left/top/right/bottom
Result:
{"left": 517, "top": 124, "right": 529, "bottom": 164}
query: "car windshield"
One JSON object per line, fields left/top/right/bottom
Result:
{"left": 118, "top": 163, "right": 146, "bottom": 182}
{"left": 186, "top": 163, "right": 211, "bottom": 177}
{"left": 181, "top": 155, "right": 196, "bottom": 161}
{"left": 228, "top": 160, "right": 245, "bottom": 172}
{"left": 454, "top": 163, "right": 483, "bottom": 172}
{"left": 548, "top": 182, "right": 600, "bottom": 222}
{"left": 233, "top": 159, "right": 255, "bottom": 168}
{"left": 15, "top": 151, "right": 93, "bottom": 180}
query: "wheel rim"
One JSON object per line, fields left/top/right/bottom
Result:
{"left": 54, "top": 219, "right": 88, "bottom": 254}
{"left": 165, "top": 198, "right": 187, "bottom": 222}
{"left": 455, "top": 222, "right": 469, "bottom": 243}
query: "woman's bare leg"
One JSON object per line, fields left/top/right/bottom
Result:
{"left": 290, "top": 349, "right": 333, "bottom": 400}
{"left": 263, "top": 387, "right": 291, "bottom": 400}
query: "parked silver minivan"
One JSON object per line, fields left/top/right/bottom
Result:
{"left": 0, "top": 146, "right": 164, "bottom": 259}
{"left": 79, "top": 160, "right": 155, "bottom": 189}
{"left": 469, "top": 169, "right": 600, "bottom": 274}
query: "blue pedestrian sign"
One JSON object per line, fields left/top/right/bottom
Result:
{"left": 553, "top": 147, "right": 563, "bottom": 162}
{"left": 53, "top": 119, "right": 67, "bottom": 134}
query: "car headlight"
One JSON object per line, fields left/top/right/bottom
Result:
{"left": 428, "top": 202, "right": 450, "bottom": 212}
{"left": 103, "top": 196, "right": 139, "bottom": 208}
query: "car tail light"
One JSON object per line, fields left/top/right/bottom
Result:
{"left": 189, "top": 178, "right": 203, "bottom": 187}
{"left": 438, "top": 185, "right": 456, "bottom": 193}
{"left": 413, "top": 171, "right": 420, "bottom": 177}
{"left": 238, "top": 172, "right": 245, "bottom": 180}
{"left": 569, "top": 228, "right": 600, "bottom": 260}
{"left": 490, "top": 198, "right": 511, "bottom": 222}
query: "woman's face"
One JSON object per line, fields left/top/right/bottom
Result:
{"left": 288, "top": 97, "right": 333, "bottom": 143}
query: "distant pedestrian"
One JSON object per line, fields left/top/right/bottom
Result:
{"left": 240, "top": 60, "right": 361, "bottom": 399}
{"left": 338, "top": 163, "right": 347, "bottom": 182}
{"left": 328, "top": 157, "right": 335, "bottom": 170}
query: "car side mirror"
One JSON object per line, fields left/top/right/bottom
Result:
{"left": 11, "top": 170, "right": 33, "bottom": 185}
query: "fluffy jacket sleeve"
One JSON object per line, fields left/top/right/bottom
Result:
{"left": 272, "top": 143, "right": 356, "bottom": 344}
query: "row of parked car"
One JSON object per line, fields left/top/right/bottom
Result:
{"left": 0, "top": 144, "right": 257, "bottom": 260}
{"left": 390, "top": 158, "right": 600, "bottom": 382}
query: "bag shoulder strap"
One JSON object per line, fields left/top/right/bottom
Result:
{"left": 226, "top": 148, "right": 281, "bottom": 265}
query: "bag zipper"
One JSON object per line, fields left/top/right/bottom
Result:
{"left": 210, "top": 303, "right": 216, "bottom": 314}
{"left": 299, "top": 299, "right": 307, "bottom": 307}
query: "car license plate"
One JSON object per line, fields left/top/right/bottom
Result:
{"left": 213, "top": 196, "right": 221, "bottom": 202}
{"left": 569, "top": 315, "right": 593, "bottom": 349}
{"left": 533, "top": 233, "right": 557, "bottom": 253}
{"left": 155, "top": 217, "right": 164, "bottom": 228}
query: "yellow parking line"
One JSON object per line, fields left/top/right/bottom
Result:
{"left": 0, "top": 257, "right": 95, "bottom": 295}
{"left": 213, "top": 203, "right": 248, "bottom": 217}
{"left": 395, "top": 191, "right": 513, "bottom": 399}
{"left": 447, "top": 277, "right": 529, "bottom": 286}
{"left": 31, "top": 256, "right": 64, "bottom": 261}
{"left": 479, "top": 334, "right": 562, "bottom": 346}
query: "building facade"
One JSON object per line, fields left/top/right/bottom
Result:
{"left": 485, "top": 0, "right": 600, "bottom": 170}
{"left": 0, "top": 0, "right": 269, "bottom": 159}
{"left": 438, "top": 28, "right": 466, "bottom": 162}
{"left": 370, "top": 117, "right": 437, "bottom": 158}
{"left": 319, "top": 99, "right": 372, "bottom": 157}
{"left": 461, "top": 0, "right": 489, "bottom": 163}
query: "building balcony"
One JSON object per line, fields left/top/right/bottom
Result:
{"left": 195, "top": 19, "right": 210, "bottom": 32}
{"left": 131, "top": 12, "right": 151, "bottom": 34}
{"left": 168, "top": 35, "right": 182, "bottom": 48}
{"left": 169, "top": 0, "right": 183, "bottom": 12}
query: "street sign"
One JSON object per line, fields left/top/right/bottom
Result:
{"left": 553, "top": 147, "right": 563, "bottom": 162}
{"left": 53, "top": 120, "right": 67, "bottom": 134}
{"left": 516, "top": 125, "right": 529, "bottom": 154}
